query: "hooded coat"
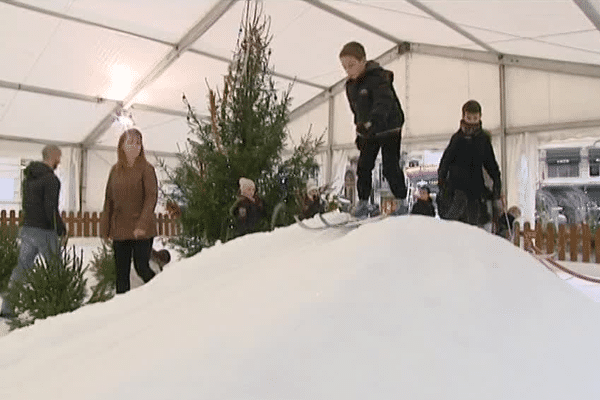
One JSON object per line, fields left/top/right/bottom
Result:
{"left": 344, "top": 60, "right": 405, "bottom": 137}
{"left": 437, "top": 126, "right": 501, "bottom": 200}
{"left": 21, "top": 161, "right": 66, "bottom": 235}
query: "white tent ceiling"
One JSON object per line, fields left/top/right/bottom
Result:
{"left": 1, "top": 0, "right": 599, "bottom": 156}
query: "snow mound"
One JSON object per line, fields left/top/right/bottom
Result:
{"left": 1, "top": 215, "right": 600, "bottom": 399}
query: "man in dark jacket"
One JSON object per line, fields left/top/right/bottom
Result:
{"left": 437, "top": 100, "right": 501, "bottom": 226}
{"left": 339, "top": 41, "right": 407, "bottom": 218}
{"left": 0, "top": 145, "right": 66, "bottom": 318}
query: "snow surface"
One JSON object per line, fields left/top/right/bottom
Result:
{"left": 1, "top": 214, "right": 600, "bottom": 399}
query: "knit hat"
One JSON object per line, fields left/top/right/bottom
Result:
{"left": 306, "top": 179, "right": 318, "bottom": 194}
{"left": 239, "top": 177, "right": 255, "bottom": 196}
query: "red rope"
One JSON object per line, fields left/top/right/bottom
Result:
{"left": 528, "top": 244, "right": 600, "bottom": 284}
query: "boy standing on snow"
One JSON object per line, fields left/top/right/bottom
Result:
{"left": 437, "top": 100, "right": 502, "bottom": 226}
{"left": 339, "top": 41, "right": 407, "bottom": 218}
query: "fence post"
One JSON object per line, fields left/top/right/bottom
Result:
{"left": 83, "top": 212, "right": 90, "bottom": 237}
{"left": 523, "top": 222, "right": 533, "bottom": 252}
{"left": 570, "top": 224, "right": 578, "bottom": 261}
{"left": 558, "top": 225, "right": 566, "bottom": 261}
{"left": 157, "top": 213, "right": 164, "bottom": 236}
{"left": 546, "top": 223, "right": 555, "bottom": 255}
{"left": 535, "top": 220, "right": 544, "bottom": 251}
{"left": 8, "top": 210, "right": 19, "bottom": 233}
{"left": 513, "top": 221, "right": 520, "bottom": 247}
{"left": 91, "top": 212, "right": 99, "bottom": 237}
{"left": 582, "top": 223, "right": 591, "bottom": 263}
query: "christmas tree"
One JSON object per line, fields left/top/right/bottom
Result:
{"left": 5, "top": 245, "right": 87, "bottom": 330}
{"left": 0, "top": 226, "right": 19, "bottom": 293}
{"left": 164, "top": 1, "right": 321, "bottom": 255}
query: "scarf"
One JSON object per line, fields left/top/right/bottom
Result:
{"left": 459, "top": 119, "right": 482, "bottom": 136}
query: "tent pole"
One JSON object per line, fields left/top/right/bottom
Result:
{"left": 499, "top": 61, "right": 508, "bottom": 200}
{"left": 326, "top": 91, "right": 335, "bottom": 185}
{"left": 79, "top": 146, "right": 87, "bottom": 213}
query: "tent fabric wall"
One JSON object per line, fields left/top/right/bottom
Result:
{"left": 506, "top": 69, "right": 600, "bottom": 128}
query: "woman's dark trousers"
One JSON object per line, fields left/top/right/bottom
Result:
{"left": 113, "top": 238, "right": 155, "bottom": 294}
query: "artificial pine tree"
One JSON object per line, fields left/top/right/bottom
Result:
{"left": 5, "top": 245, "right": 87, "bottom": 330}
{"left": 163, "top": 1, "right": 321, "bottom": 255}
{"left": 88, "top": 242, "right": 116, "bottom": 303}
{"left": 0, "top": 226, "right": 19, "bottom": 293}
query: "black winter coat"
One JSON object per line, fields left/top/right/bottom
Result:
{"left": 438, "top": 128, "right": 501, "bottom": 200}
{"left": 231, "top": 195, "right": 264, "bottom": 236}
{"left": 345, "top": 61, "right": 404, "bottom": 137}
{"left": 22, "top": 161, "right": 66, "bottom": 235}
{"left": 411, "top": 199, "right": 436, "bottom": 217}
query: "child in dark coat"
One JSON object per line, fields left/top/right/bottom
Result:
{"left": 299, "top": 179, "right": 325, "bottom": 220}
{"left": 437, "top": 100, "right": 502, "bottom": 226}
{"left": 411, "top": 186, "right": 436, "bottom": 217}
{"left": 339, "top": 41, "right": 407, "bottom": 218}
{"left": 230, "top": 177, "right": 264, "bottom": 237}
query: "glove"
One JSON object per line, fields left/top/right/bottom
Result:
{"left": 356, "top": 121, "right": 373, "bottom": 137}
{"left": 492, "top": 183, "right": 501, "bottom": 199}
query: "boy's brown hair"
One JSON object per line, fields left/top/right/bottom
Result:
{"left": 339, "top": 41, "right": 366, "bottom": 61}
{"left": 462, "top": 100, "right": 482, "bottom": 115}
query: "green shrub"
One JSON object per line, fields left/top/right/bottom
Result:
{"left": 0, "top": 226, "right": 19, "bottom": 293}
{"left": 5, "top": 245, "right": 88, "bottom": 330}
{"left": 88, "top": 242, "right": 116, "bottom": 304}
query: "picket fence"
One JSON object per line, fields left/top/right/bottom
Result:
{"left": 0, "top": 210, "right": 181, "bottom": 237}
{"left": 513, "top": 221, "right": 600, "bottom": 263}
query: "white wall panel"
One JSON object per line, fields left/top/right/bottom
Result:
{"left": 332, "top": 92, "right": 354, "bottom": 146}
{"left": 132, "top": 52, "right": 229, "bottom": 115}
{"left": 286, "top": 102, "right": 329, "bottom": 150}
{"left": 507, "top": 68, "right": 600, "bottom": 128}
{"left": 85, "top": 149, "right": 116, "bottom": 212}
{"left": 549, "top": 73, "right": 600, "bottom": 122}
{"left": 0, "top": 4, "right": 60, "bottom": 83}
{"left": 25, "top": 20, "right": 169, "bottom": 100}
{"left": 506, "top": 68, "right": 551, "bottom": 127}
{"left": 406, "top": 54, "right": 500, "bottom": 137}
{"left": 0, "top": 90, "right": 115, "bottom": 143}
{"left": 21, "top": 0, "right": 221, "bottom": 43}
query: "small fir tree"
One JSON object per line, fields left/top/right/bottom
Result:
{"left": 88, "top": 242, "right": 116, "bottom": 304}
{"left": 5, "top": 245, "right": 87, "bottom": 330}
{"left": 163, "top": 1, "right": 321, "bottom": 255}
{"left": 0, "top": 226, "right": 19, "bottom": 293}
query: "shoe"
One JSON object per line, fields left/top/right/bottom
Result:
{"left": 353, "top": 201, "right": 381, "bottom": 219}
{"left": 352, "top": 200, "right": 370, "bottom": 219}
{"left": 390, "top": 200, "right": 409, "bottom": 216}
{"left": 368, "top": 204, "right": 381, "bottom": 217}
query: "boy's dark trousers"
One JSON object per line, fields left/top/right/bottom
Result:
{"left": 356, "top": 134, "right": 407, "bottom": 201}
{"left": 113, "top": 238, "right": 155, "bottom": 294}
{"left": 443, "top": 189, "right": 481, "bottom": 226}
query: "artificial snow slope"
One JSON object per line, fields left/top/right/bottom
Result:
{"left": 1, "top": 215, "right": 600, "bottom": 399}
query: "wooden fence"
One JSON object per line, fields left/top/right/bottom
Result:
{"left": 513, "top": 221, "right": 600, "bottom": 263}
{"left": 0, "top": 210, "right": 181, "bottom": 237}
